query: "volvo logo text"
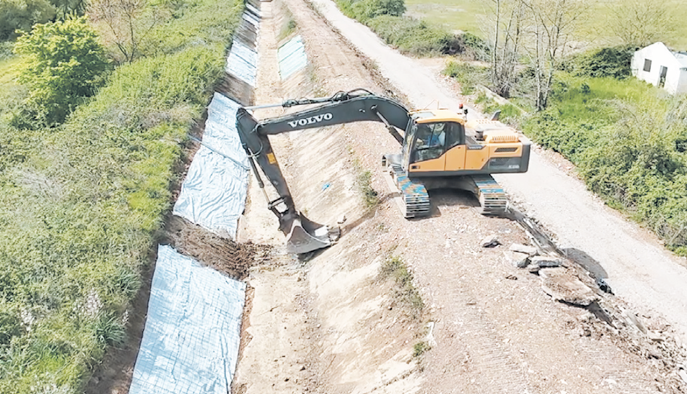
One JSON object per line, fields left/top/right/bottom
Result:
{"left": 288, "top": 113, "right": 333, "bottom": 128}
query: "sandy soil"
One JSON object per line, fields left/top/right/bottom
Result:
{"left": 231, "top": 0, "right": 687, "bottom": 392}
{"left": 309, "top": 0, "right": 687, "bottom": 348}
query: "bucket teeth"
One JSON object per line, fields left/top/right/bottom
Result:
{"left": 285, "top": 215, "right": 339, "bottom": 254}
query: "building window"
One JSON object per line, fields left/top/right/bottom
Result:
{"left": 643, "top": 59, "right": 652, "bottom": 72}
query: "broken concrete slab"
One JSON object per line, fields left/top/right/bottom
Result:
{"left": 509, "top": 243, "right": 538, "bottom": 256}
{"left": 539, "top": 268, "right": 599, "bottom": 306}
{"left": 504, "top": 251, "right": 530, "bottom": 268}
{"left": 480, "top": 234, "right": 500, "bottom": 248}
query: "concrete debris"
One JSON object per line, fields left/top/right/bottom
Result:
{"left": 528, "top": 256, "right": 562, "bottom": 273}
{"left": 480, "top": 234, "right": 500, "bottom": 248}
{"left": 678, "top": 367, "right": 687, "bottom": 384}
{"left": 647, "top": 331, "right": 664, "bottom": 343}
{"left": 505, "top": 274, "right": 518, "bottom": 280}
{"left": 622, "top": 310, "right": 648, "bottom": 334}
{"left": 539, "top": 268, "right": 599, "bottom": 306}
{"left": 504, "top": 251, "right": 530, "bottom": 268}
{"left": 509, "top": 243, "right": 538, "bottom": 256}
{"left": 595, "top": 277, "right": 613, "bottom": 294}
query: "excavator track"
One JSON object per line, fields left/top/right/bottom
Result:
{"left": 389, "top": 164, "right": 431, "bottom": 218}
{"left": 472, "top": 174, "right": 508, "bottom": 215}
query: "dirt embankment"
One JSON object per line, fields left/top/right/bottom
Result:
{"left": 232, "top": 0, "right": 687, "bottom": 392}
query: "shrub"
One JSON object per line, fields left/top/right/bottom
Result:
{"left": 337, "top": 0, "right": 405, "bottom": 22}
{"left": 568, "top": 46, "right": 636, "bottom": 80}
{"left": 0, "top": 0, "right": 241, "bottom": 390}
{"left": 368, "top": 15, "right": 460, "bottom": 56}
{"left": 14, "top": 17, "right": 110, "bottom": 126}
{"left": 0, "top": 0, "right": 56, "bottom": 40}
{"left": 443, "top": 60, "right": 488, "bottom": 95}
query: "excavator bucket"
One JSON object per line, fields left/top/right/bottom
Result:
{"left": 285, "top": 214, "right": 338, "bottom": 254}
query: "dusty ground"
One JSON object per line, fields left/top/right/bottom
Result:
{"left": 231, "top": 0, "right": 687, "bottom": 392}
{"left": 311, "top": 0, "right": 687, "bottom": 346}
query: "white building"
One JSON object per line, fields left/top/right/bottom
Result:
{"left": 631, "top": 42, "right": 687, "bottom": 95}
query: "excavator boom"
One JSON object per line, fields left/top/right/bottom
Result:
{"left": 236, "top": 89, "right": 410, "bottom": 254}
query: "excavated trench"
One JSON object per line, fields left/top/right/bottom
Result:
{"left": 231, "top": 0, "right": 687, "bottom": 393}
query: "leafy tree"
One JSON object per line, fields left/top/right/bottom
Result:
{"left": 49, "top": 0, "right": 89, "bottom": 17}
{"left": 13, "top": 17, "right": 110, "bottom": 126}
{"left": 0, "top": 0, "right": 56, "bottom": 40}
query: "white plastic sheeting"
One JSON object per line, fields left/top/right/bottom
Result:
{"left": 226, "top": 40, "right": 259, "bottom": 86}
{"left": 278, "top": 35, "right": 308, "bottom": 80}
{"left": 129, "top": 245, "right": 246, "bottom": 394}
{"left": 173, "top": 93, "right": 249, "bottom": 239}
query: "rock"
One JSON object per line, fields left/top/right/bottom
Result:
{"left": 531, "top": 256, "right": 562, "bottom": 268}
{"left": 539, "top": 268, "right": 599, "bottom": 306}
{"left": 678, "top": 367, "right": 687, "bottom": 384}
{"left": 647, "top": 331, "right": 664, "bottom": 343}
{"left": 337, "top": 214, "right": 347, "bottom": 224}
{"left": 509, "top": 243, "right": 538, "bottom": 256}
{"left": 480, "top": 234, "right": 500, "bottom": 248}
{"left": 505, "top": 274, "right": 518, "bottom": 280}
{"left": 504, "top": 251, "right": 530, "bottom": 268}
{"left": 596, "top": 277, "right": 613, "bottom": 294}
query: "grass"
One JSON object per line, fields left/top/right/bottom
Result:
{"left": 353, "top": 157, "right": 380, "bottom": 209}
{"left": 404, "top": 0, "right": 687, "bottom": 50}
{"left": 380, "top": 256, "right": 424, "bottom": 318}
{"left": 0, "top": 0, "right": 243, "bottom": 391}
{"left": 413, "top": 340, "right": 430, "bottom": 357}
{"left": 405, "top": 0, "right": 485, "bottom": 34}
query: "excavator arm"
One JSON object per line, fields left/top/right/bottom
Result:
{"left": 235, "top": 89, "right": 410, "bottom": 253}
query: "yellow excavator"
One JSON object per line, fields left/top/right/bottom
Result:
{"left": 236, "top": 89, "right": 530, "bottom": 253}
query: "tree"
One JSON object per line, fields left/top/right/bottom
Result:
{"left": 88, "top": 0, "right": 161, "bottom": 63}
{"left": 486, "top": 0, "right": 527, "bottom": 97}
{"left": 606, "top": 0, "right": 676, "bottom": 47}
{"left": 13, "top": 17, "right": 110, "bottom": 126}
{"left": 523, "top": 0, "right": 588, "bottom": 110}
{"left": 49, "top": 0, "right": 89, "bottom": 18}
{"left": 0, "top": 0, "right": 56, "bottom": 40}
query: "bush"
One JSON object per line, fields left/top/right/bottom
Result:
{"left": 523, "top": 73, "right": 687, "bottom": 255}
{"left": 14, "top": 17, "right": 110, "bottom": 126}
{"left": 337, "top": 0, "right": 405, "bottom": 22}
{"left": 0, "top": 0, "right": 56, "bottom": 40}
{"left": 0, "top": 0, "right": 241, "bottom": 390}
{"left": 442, "top": 60, "right": 488, "bottom": 95}
{"left": 567, "top": 46, "right": 636, "bottom": 80}
{"left": 368, "top": 15, "right": 460, "bottom": 56}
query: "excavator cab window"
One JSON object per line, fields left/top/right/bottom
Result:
{"left": 412, "top": 122, "right": 464, "bottom": 163}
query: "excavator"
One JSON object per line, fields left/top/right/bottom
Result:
{"left": 236, "top": 89, "right": 530, "bottom": 254}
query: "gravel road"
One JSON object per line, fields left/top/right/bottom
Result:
{"left": 310, "top": 0, "right": 687, "bottom": 344}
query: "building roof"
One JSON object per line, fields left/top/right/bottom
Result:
{"left": 637, "top": 42, "right": 687, "bottom": 68}
{"left": 674, "top": 51, "right": 687, "bottom": 68}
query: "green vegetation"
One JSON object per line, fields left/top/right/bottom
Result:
{"left": 442, "top": 60, "right": 488, "bottom": 95}
{"left": 0, "top": 0, "right": 56, "bottom": 40}
{"left": 380, "top": 256, "right": 424, "bottom": 318}
{"left": 522, "top": 75, "right": 687, "bottom": 255}
{"left": 413, "top": 340, "right": 430, "bottom": 357}
{"left": 337, "top": 0, "right": 465, "bottom": 56}
{"left": 353, "top": 158, "right": 380, "bottom": 209}
{"left": 14, "top": 17, "right": 110, "bottom": 126}
{"left": 403, "top": 0, "right": 687, "bottom": 50}
{"left": 0, "top": 0, "right": 242, "bottom": 391}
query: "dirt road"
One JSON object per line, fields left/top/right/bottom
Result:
{"left": 233, "top": 0, "right": 687, "bottom": 392}
{"left": 309, "top": 0, "right": 687, "bottom": 344}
